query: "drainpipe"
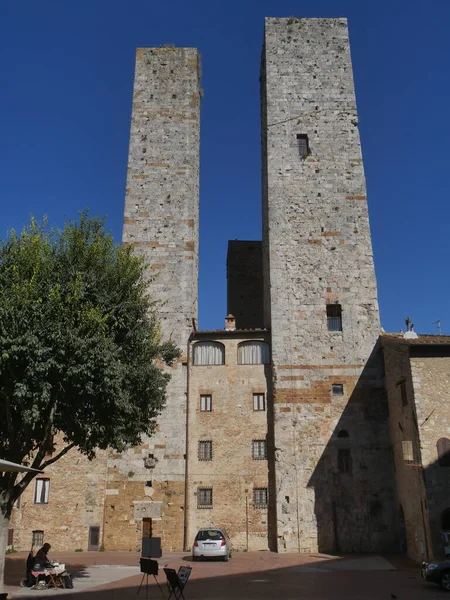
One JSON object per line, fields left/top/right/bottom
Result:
{"left": 183, "top": 334, "right": 193, "bottom": 551}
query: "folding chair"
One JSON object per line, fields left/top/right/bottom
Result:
{"left": 163, "top": 566, "right": 192, "bottom": 600}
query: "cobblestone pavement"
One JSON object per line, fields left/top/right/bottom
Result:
{"left": 4, "top": 551, "right": 443, "bottom": 599}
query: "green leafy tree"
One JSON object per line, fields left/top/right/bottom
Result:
{"left": 0, "top": 213, "right": 179, "bottom": 587}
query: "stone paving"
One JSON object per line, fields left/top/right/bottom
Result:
{"left": 4, "top": 551, "right": 443, "bottom": 599}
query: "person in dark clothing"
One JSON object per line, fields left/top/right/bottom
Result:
{"left": 34, "top": 543, "right": 52, "bottom": 567}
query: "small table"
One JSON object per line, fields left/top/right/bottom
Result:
{"left": 31, "top": 565, "right": 66, "bottom": 589}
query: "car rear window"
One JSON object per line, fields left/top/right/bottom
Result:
{"left": 195, "top": 530, "right": 222, "bottom": 541}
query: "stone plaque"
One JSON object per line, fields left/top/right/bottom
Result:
{"left": 133, "top": 501, "right": 162, "bottom": 520}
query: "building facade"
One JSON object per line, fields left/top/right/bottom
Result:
{"left": 9, "top": 18, "right": 450, "bottom": 562}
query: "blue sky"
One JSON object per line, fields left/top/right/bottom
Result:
{"left": 1, "top": 0, "right": 449, "bottom": 333}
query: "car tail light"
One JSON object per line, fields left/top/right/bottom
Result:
{"left": 221, "top": 538, "right": 226, "bottom": 546}
{"left": 194, "top": 540, "right": 198, "bottom": 547}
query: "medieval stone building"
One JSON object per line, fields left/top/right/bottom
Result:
{"left": 9, "top": 17, "right": 450, "bottom": 562}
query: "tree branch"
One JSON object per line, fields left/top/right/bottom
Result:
{"left": 40, "top": 442, "right": 75, "bottom": 468}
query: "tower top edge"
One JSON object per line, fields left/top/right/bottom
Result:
{"left": 264, "top": 17, "right": 348, "bottom": 24}
{"left": 136, "top": 47, "right": 199, "bottom": 54}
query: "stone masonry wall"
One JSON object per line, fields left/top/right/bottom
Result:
{"left": 186, "top": 334, "right": 270, "bottom": 552}
{"left": 108, "top": 47, "right": 201, "bottom": 551}
{"left": 10, "top": 444, "right": 107, "bottom": 552}
{"left": 410, "top": 352, "right": 450, "bottom": 558}
{"left": 261, "top": 18, "right": 396, "bottom": 552}
{"left": 227, "top": 241, "right": 264, "bottom": 329}
{"left": 382, "top": 339, "right": 431, "bottom": 563}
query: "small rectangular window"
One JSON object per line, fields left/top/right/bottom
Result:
{"left": 332, "top": 384, "right": 344, "bottom": 396}
{"left": 397, "top": 381, "right": 407, "bottom": 407}
{"left": 200, "top": 394, "right": 212, "bottom": 412}
{"left": 338, "top": 449, "right": 352, "bottom": 474}
{"left": 253, "top": 487, "right": 268, "bottom": 508}
{"left": 253, "top": 393, "right": 266, "bottom": 411}
{"left": 32, "top": 530, "right": 44, "bottom": 547}
{"left": 327, "top": 304, "right": 342, "bottom": 332}
{"left": 198, "top": 441, "right": 213, "bottom": 461}
{"left": 297, "top": 134, "right": 310, "bottom": 158}
{"left": 252, "top": 440, "right": 267, "bottom": 460}
{"left": 402, "top": 440, "right": 414, "bottom": 463}
{"left": 34, "top": 479, "right": 50, "bottom": 504}
{"left": 197, "top": 487, "right": 213, "bottom": 508}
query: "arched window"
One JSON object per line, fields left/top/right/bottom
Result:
{"left": 337, "top": 430, "right": 349, "bottom": 438}
{"left": 437, "top": 438, "right": 450, "bottom": 467}
{"left": 193, "top": 342, "right": 225, "bottom": 366}
{"left": 238, "top": 341, "right": 270, "bottom": 365}
{"left": 441, "top": 508, "right": 450, "bottom": 531}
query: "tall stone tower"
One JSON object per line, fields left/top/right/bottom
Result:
{"left": 261, "top": 18, "right": 397, "bottom": 553}
{"left": 106, "top": 47, "right": 200, "bottom": 551}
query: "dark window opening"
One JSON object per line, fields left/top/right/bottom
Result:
{"left": 397, "top": 380, "right": 407, "bottom": 407}
{"left": 8, "top": 528, "right": 14, "bottom": 546}
{"left": 332, "top": 384, "right": 344, "bottom": 396}
{"left": 338, "top": 449, "right": 352, "bottom": 474}
{"left": 197, "top": 487, "right": 213, "bottom": 509}
{"left": 337, "top": 429, "right": 349, "bottom": 438}
{"left": 437, "top": 438, "right": 450, "bottom": 467}
{"left": 297, "top": 134, "right": 310, "bottom": 159}
{"left": 327, "top": 304, "right": 342, "bottom": 332}
{"left": 442, "top": 508, "right": 450, "bottom": 531}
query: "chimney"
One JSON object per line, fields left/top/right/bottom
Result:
{"left": 225, "top": 314, "right": 236, "bottom": 331}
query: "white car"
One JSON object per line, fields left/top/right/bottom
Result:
{"left": 192, "top": 528, "right": 231, "bottom": 561}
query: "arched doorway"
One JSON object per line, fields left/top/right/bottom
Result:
{"left": 399, "top": 505, "right": 407, "bottom": 554}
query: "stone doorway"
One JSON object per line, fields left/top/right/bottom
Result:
{"left": 88, "top": 526, "right": 100, "bottom": 551}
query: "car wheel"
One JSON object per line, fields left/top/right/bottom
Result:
{"left": 440, "top": 571, "right": 450, "bottom": 591}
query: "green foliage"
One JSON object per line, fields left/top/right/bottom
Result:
{"left": 5, "top": 548, "right": 17, "bottom": 554}
{"left": 0, "top": 212, "right": 180, "bottom": 515}
{"left": 74, "top": 548, "right": 83, "bottom": 552}
{"left": 98, "top": 545, "right": 105, "bottom": 552}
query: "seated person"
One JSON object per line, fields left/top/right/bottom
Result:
{"left": 34, "top": 543, "right": 52, "bottom": 569}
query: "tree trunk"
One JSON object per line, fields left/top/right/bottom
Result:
{"left": 0, "top": 509, "right": 10, "bottom": 594}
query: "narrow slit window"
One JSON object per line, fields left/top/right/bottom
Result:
{"left": 437, "top": 438, "right": 450, "bottom": 467}
{"left": 338, "top": 449, "right": 352, "bottom": 474}
{"left": 327, "top": 304, "right": 342, "bottom": 332}
{"left": 397, "top": 380, "right": 407, "bottom": 407}
{"left": 297, "top": 134, "right": 310, "bottom": 158}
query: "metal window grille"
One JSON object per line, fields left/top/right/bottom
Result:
{"left": 197, "top": 487, "right": 213, "bottom": 509}
{"left": 253, "top": 487, "right": 268, "bottom": 508}
{"left": 332, "top": 384, "right": 344, "bottom": 396}
{"left": 34, "top": 479, "right": 50, "bottom": 504}
{"left": 32, "top": 530, "right": 44, "bottom": 547}
{"left": 200, "top": 395, "right": 212, "bottom": 412}
{"left": 253, "top": 393, "right": 265, "bottom": 411}
{"left": 327, "top": 304, "right": 342, "bottom": 332}
{"left": 338, "top": 449, "right": 352, "bottom": 474}
{"left": 297, "top": 134, "right": 310, "bottom": 158}
{"left": 198, "top": 441, "right": 212, "bottom": 461}
{"left": 252, "top": 440, "right": 267, "bottom": 460}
